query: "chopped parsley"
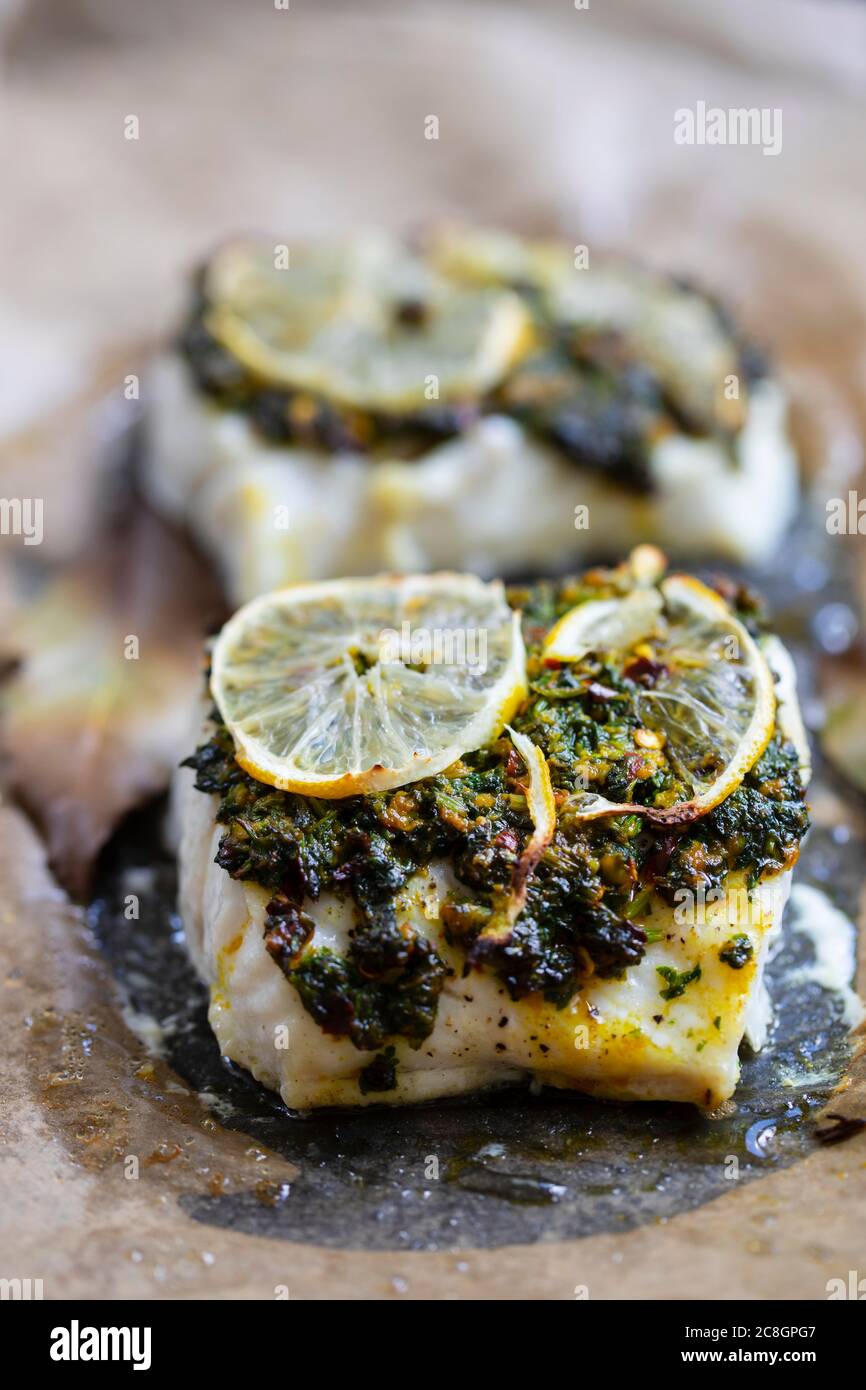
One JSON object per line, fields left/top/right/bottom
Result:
{"left": 656, "top": 964, "right": 702, "bottom": 1001}
{"left": 719, "top": 934, "right": 755, "bottom": 969}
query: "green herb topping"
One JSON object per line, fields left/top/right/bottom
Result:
{"left": 656, "top": 964, "right": 702, "bottom": 1001}
{"left": 719, "top": 934, "right": 755, "bottom": 969}
{"left": 180, "top": 263, "right": 763, "bottom": 495}
{"left": 183, "top": 574, "right": 808, "bottom": 1065}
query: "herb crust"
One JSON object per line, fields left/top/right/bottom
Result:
{"left": 183, "top": 575, "right": 808, "bottom": 1063}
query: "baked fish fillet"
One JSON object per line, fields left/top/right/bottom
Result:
{"left": 174, "top": 562, "right": 809, "bottom": 1110}
{"left": 146, "top": 231, "right": 797, "bottom": 604}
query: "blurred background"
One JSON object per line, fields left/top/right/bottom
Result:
{"left": 1, "top": 0, "right": 865, "bottom": 885}
{"left": 1, "top": 0, "right": 866, "bottom": 543}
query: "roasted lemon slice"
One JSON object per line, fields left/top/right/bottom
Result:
{"left": 427, "top": 225, "right": 572, "bottom": 290}
{"left": 544, "top": 587, "right": 665, "bottom": 663}
{"left": 210, "top": 573, "right": 527, "bottom": 797}
{"left": 544, "top": 544, "right": 666, "bottom": 661}
{"left": 549, "top": 574, "right": 776, "bottom": 824}
{"left": 203, "top": 236, "right": 533, "bottom": 412}
{"left": 429, "top": 227, "right": 746, "bottom": 433}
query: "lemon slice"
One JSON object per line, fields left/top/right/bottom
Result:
{"left": 430, "top": 228, "right": 747, "bottom": 433}
{"left": 544, "top": 587, "right": 664, "bottom": 663}
{"left": 499, "top": 726, "right": 556, "bottom": 921}
{"left": 210, "top": 573, "right": 527, "bottom": 797}
{"left": 558, "top": 574, "right": 776, "bottom": 824}
{"left": 427, "top": 226, "right": 572, "bottom": 290}
{"left": 203, "top": 237, "right": 534, "bottom": 412}
{"left": 544, "top": 545, "right": 667, "bottom": 662}
{"left": 506, "top": 726, "right": 557, "bottom": 861}
{"left": 473, "top": 727, "right": 556, "bottom": 949}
